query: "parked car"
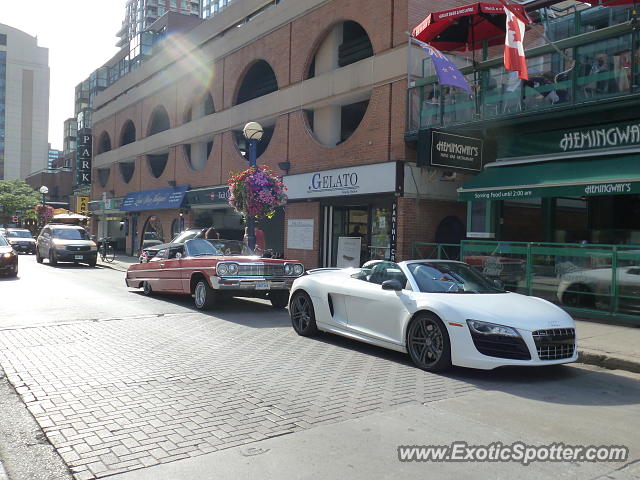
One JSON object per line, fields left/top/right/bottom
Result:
{"left": 0, "top": 234, "right": 18, "bottom": 277}
{"left": 141, "top": 231, "right": 164, "bottom": 250}
{"left": 4, "top": 228, "right": 37, "bottom": 254}
{"left": 557, "top": 265, "right": 640, "bottom": 314}
{"left": 288, "top": 260, "right": 577, "bottom": 372}
{"left": 464, "top": 254, "right": 526, "bottom": 285}
{"left": 126, "top": 238, "right": 305, "bottom": 309}
{"left": 139, "top": 228, "right": 206, "bottom": 263}
{"left": 36, "top": 223, "right": 98, "bottom": 266}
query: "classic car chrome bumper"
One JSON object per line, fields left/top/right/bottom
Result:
{"left": 210, "top": 276, "right": 295, "bottom": 291}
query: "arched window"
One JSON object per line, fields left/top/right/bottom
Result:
{"left": 148, "top": 106, "right": 171, "bottom": 136}
{"left": 97, "top": 168, "right": 111, "bottom": 188}
{"left": 120, "top": 120, "right": 136, "bottom": 146}
{"left": 303, "top": 92, "right": 371, "bottom": 146}
{"left": 147, "top": 152, "right": 168, "bottom": 178}
{"left": 306, "top": 21, "right": 373, "bottom": 80}
{"left": 183, "top": 139, "right": 213, "bottom": 171}
{"left": 141, "top": 216, "right": 165, "bottom": 250}
{"left": 119, "top": 161, "right": 135, "bottom": 183}
{"left": 236, "top": 60, "right": 278, "bottom": 105}
{"left": 184, "top": 92, "right": 215, "bottom": 123}
{"left": 97, "top": 132, "right": 112, "bottom": 154}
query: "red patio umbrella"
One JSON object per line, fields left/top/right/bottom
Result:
{"left": 412, "top": 2, "right": 529, "bottom": 52}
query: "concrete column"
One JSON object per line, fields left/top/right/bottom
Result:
{"left": 314, "top": 23, "right": 342, "bottom": 75}
{"left": 313, "top": 105, "right": 341, "bottom": 146}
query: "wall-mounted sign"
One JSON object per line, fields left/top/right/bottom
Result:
{"left": 419, "top": 129, "right": 483, "bottom": 171}
{"left": 284, "top": 162, "right": 399, "bottom": 200}
{"left": 121, "top": 186, "right": 188, "bottom": 211}
{"left": 76, "top": 196, "right": 89, "bottom": 215}
{"left": 76, "top": 129, "right": 92, "bottom": 185}
{"left": 499, "top": 120, "right": 640, "bottom": 159}
{"left": 185, "top": 186, "right": 230, "bottom": 206}
{"left": 287, "top": 219, "right": 314, "bottom": 250}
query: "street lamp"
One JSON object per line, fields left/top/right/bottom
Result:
{"left": 39, "top": 185, "right": 48, "bottom": 207}
{"left": 242, "top": 121, "right": 264, "bottom": 251}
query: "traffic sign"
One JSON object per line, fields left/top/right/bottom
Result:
{"left": 12, "top": 216, "right": 18, "bottom": 223}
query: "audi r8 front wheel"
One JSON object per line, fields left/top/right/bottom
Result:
{"left": 407, "top": 312, "right": 451, "bottom": 372}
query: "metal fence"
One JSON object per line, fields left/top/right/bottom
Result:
{"left": 412, "top": 240, "right": 640, "bottom": 324}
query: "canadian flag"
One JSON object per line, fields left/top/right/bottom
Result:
{"left": 502, "top": 2, "right": 528, "bottom": 80}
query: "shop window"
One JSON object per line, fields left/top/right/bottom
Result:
{"left": 148, "top": 106, "right": 171, "bottom": 136}
{"left": 234, "top": 125, "right": 274, "bottom": 159}
{"left": 147, "top": 153, "right": 168, "bottom": 178}
{"left": 236, "top": 60, "right": 278, "bottom": 105}
{"left": 576, "top": 34, "right": 632, "bottom": 101}
{"left": 97, "top": 132, "right": 112, "bottom": 154}
{"left": 171, "top": 219, "right": 181, "bottom": 238}
{"left": 120, "top": 120, "right": 136, "bottom": 146}
{"left": 141, "top": 216, "right": 165, "bottom": 249}
{"left": 119, "top": 162, "right": 135, "bottom": 183}
{"left": 98, "top": 168, "right": 111, "bottom": 188}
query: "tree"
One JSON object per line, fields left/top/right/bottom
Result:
{"left": 0, "top": 180, "right": 42, "bottom": 219}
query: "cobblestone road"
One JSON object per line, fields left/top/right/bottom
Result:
{"left": 0, "top": 311, "right": 477, "bottom": 479}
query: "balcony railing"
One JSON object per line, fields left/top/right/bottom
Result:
{"left": 407, "top": 6, "right": 640, "bottom": 134}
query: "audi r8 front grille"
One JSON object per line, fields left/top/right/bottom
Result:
{"left": 236, "top": 264, "right": 285, "bottom": 276}
{"left": 532, "top": 328, "right": 576, "bottom": 360}
{"left": 470, "top": 331, "right": 531, "bottom": 360}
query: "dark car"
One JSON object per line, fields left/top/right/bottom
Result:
{"left": 139, "top": 228, "right": 206, "bottom": 263}
{"left": 4, "top": 228, "right": 37, "bottom": 254}
{"left": 0, "top": 234, "right": 18, "bottom": 277}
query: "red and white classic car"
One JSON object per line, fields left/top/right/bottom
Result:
{"left": 125, "top": 238, "right": 305, "bottom": 310}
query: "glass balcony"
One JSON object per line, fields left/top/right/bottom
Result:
{"left": 407, "top": 5, "right": 640, "bottom": 134}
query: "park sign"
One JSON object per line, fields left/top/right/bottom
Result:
{"left": 76, "top": 129, "right": 92, "bottom": 186}
{"left": 498, "top": 120, "right": 640, "bottom": 160}
{"left": 418, "top": 129, "right": 483, "bottom": 171}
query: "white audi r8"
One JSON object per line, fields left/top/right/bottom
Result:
{"left": 288, "top": 260, "right": 577, "bottom": 371}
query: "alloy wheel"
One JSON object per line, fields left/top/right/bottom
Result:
{"left": 290, "top": 292, "right": 317, "bottom": 336}
{"left": 407, "top": 314, "right": 449, "bottom": 371}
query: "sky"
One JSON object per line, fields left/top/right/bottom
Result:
{"left": 3, "top": 0, "right": 126, "bottom": 150}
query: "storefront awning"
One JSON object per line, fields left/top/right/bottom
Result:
{"left": 458, "top": 156, "right": 640, "bottom": 201}
{"left": 121, "top": 186, "right": 188, "bottom": 212}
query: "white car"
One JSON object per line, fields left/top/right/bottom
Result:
{"left": 289, "top": 260, "right": 577, "bottom": 371}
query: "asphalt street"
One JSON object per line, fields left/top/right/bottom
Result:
{"left": 0, "top": 255, "right": 639, "bottom": 480}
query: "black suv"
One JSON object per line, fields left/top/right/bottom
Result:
{"left": 36, "top": 224, "right": 98, "bottom": 266}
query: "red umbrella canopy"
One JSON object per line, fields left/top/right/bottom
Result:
{"left": 412, "top": 2, "right": 529, "bottom": 51}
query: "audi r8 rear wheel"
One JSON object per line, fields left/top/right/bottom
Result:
{"left": 194, "top": 280, "right": 216, "bottom": 310}
{"left": 407, "top": 312, "right": 451, "bottom": 372}
{"left": 290, "top": 291, "right": 318, "bottom": 336}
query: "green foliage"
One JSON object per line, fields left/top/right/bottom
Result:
{"left": 0, "top": 180, "right": 42, "bottom": 217}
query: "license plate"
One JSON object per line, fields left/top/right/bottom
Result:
{"left": 255, "top": 281, "right": 269, "bottom": 290}
{"left": 74, "top": 255, "right": 83, "bottom": 260}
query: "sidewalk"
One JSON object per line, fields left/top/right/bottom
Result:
{"left": 101, "top": 256, "right": 640, "bottom": 373}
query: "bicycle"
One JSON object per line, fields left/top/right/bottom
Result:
{"left": 99, "top": 237, "right": 116, "bottom": 263}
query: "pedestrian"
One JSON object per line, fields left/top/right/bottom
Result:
{"left": 204, "top": 227, "right": 219, "bottom": 239}
{"left": 243, "top": 226, "right": 265, "bottom": 255}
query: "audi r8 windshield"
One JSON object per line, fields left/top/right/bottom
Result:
{"left": 408, "top": 262, "right": 506, "bottom": 294}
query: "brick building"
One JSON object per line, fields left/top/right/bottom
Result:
{"left": 91, "top": 0, "right": 471, "bottom": 266}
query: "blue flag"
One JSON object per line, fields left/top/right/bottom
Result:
{"left": 415, "top": 39, "right": 471, "bottom": 93}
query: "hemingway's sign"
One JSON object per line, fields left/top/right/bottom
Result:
{"left": 499, "top": 120, "right": 640, "bottom": 159}
{"left": 427, "top": 131, "right": 483, "bottom": 171}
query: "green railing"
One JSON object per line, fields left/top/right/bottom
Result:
{"left": 411, "top": 240, "right": 640, "bottom": 324}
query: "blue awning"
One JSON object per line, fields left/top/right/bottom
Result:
{"left": 121, "top": 186, "right": 188, "bottom": 212}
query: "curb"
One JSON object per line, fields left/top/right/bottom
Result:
{"left": 578, "top": 349, "right": 640, "bottom": 374}
{"left": 0, "top": 461, "right": 8, "bottom": 480}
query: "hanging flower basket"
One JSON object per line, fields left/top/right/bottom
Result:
{"left": 34, "top": 204, "right": 54, "bottom": 223}
{"left": 228, "top": 165, "right": 287, "bottom": 218}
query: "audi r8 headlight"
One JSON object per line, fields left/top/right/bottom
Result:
{"left": 293, "top": 264, "right": 304, "bottom": 276}
{"left": 217, "top": 263, "right": 229, "bottom": 276}
{"left": 467, "top": 319, "right": 520, "bottom": 337}
{"left": 227, "top": 263, "right": 238, "bottom": 275}
{"left": 284, "top": 263, "right": 293, "bottom": 275}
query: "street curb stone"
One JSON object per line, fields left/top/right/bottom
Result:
{"left": 578, "top": 349, "right": 640, "bottom": 374}
{"left": 0, "top": 461, "right": 7, "bottom": 480}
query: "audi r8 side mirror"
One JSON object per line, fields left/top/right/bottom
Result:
{"left": 381, "top": 280, "right": 403, "bottom": 291}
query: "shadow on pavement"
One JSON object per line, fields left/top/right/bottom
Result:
{"left": 305, "top": 330, "right": 640, "bottom": 408}
{"left": 129, "top": 290, "right": 291, "bottom": 329}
